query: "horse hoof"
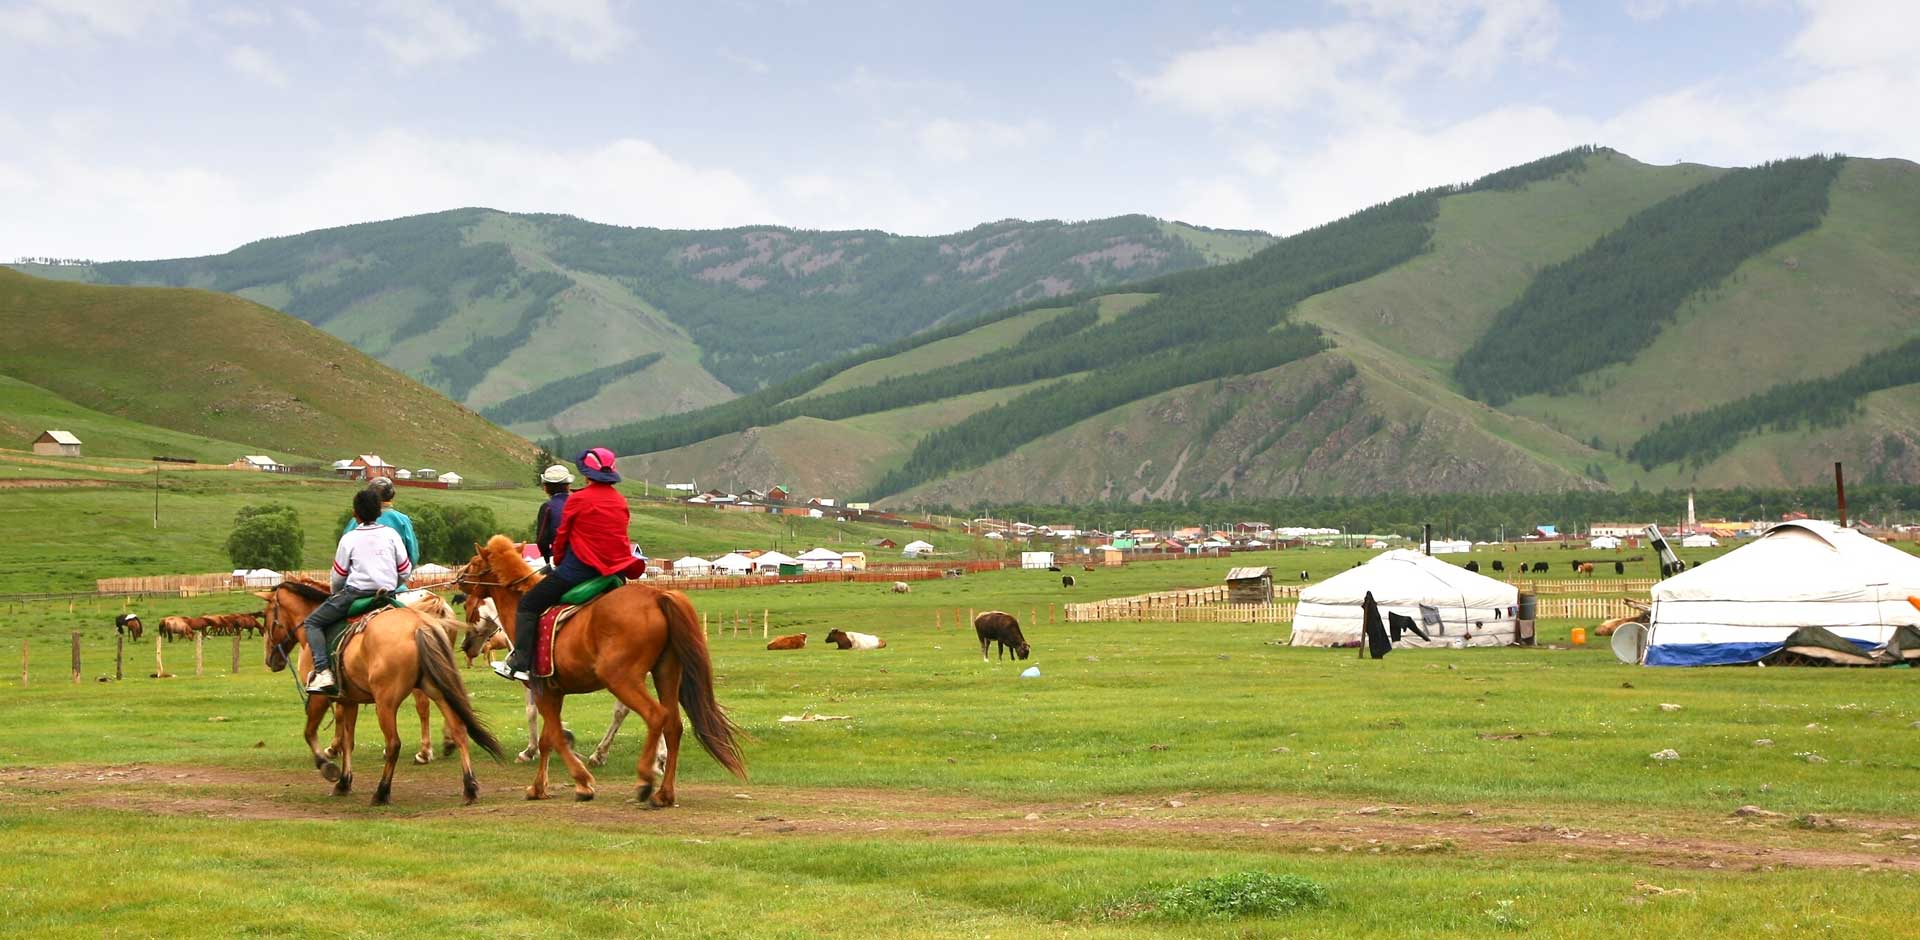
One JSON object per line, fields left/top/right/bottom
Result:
{"left": 371, "top": 790, "right": 390, "bottom": 807}
{"left": 586, "top": 754, "right": 605, "bottom": 768}
{"left": 319, "top": 762, "right": 341, "bottom": 783}
{"left": 323, "top": 746, "right": 339, "bottom": 760}
{"left": 332, "top": 774, "right": 352, "bottom": 796}
{"left": 574, "top": 789, "right": 595, "bottom": 802}
{"left": 440, "top": 742, "right": 455, "bottom": 758}
{"left": 525, "top": 787, "right": 547, "bottom": 801}
{"left": 636, "top": 783, "right": 654, "bottom": 803}
{"left": 413, "top": 752, "right": 432, "bottom": 765}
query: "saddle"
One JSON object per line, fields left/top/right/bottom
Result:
{"left": 532, "top": 576, "right": 627, "bottom": 677}
{"left": 322, "top": 593, "right": 409, "bottom": 677}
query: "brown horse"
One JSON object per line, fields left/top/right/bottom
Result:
{"left": 158, "top": 616, "right": 194, "bottom": 641}
{"left": 258, "top": 581, "right": 504, "bottom": 805}
{"left": 457, "top": 535, "right": 745, "bottom": 805}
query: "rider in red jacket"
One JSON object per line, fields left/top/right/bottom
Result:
{"left": 496, "top": 447, "right": 632, "bottom": 681}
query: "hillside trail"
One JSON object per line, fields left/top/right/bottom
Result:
{"left": 4, "top": 763, "right": 1916, "bottom": 874}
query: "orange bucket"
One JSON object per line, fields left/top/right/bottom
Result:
{"left": 1570, "top": 627, "right": 1587, "bottom": 646}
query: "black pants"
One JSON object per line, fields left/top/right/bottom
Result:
{"left": 510, "top": 570, "right": 585, "bottom": 668}
{"left": 301, "top": 588, "right": 374, "bottom": 672}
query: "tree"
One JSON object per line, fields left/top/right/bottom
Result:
{"left": 411, "top": 503, "right": 503, "bottom": 563}
{"left": 226, "top": 504, "right": 305, "bottom": 570}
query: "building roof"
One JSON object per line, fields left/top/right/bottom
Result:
{"left": 38, "top": 430, "right": 81, "bottom": 445}
{"left": 356, "top": 454, "right": 389, "bottom": 466}
{"left": 242, "top": 455, "right": 277, "bottom": 466}
{"left": 1226, "top": 566, "right": 1272, "bottom": 581}
{"left": 796, "top": 547, "right": 844, "bottom": 561}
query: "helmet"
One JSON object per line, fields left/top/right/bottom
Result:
{"left": 540, "top": 464, "right": 575, "bottom": 485}
{"left": 367, "top": 476, "right": 395, "bottom": 500}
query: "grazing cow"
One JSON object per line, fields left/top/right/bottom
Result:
{"left": 114, "top": 613, "right": 143, "bottom": 640}
{"left": 1299, "top": 569, "right": 1309, "bottom": 582}
{"left": 1531, "top": 562, "right": 1548, "bottom": 573}
{"left": 766, "top": 633, "right": 807, "bottom": 650}
{"left": 1083, "top": 564, "right": 1095, "bottom": 572}
{"left": 1568, "top": 559, "right": 1583, "bottom": 572}
{"left": 1047, "top": 565, "right": 1062, "bottom": 573}
{"left": 824, "top": 628, "right": 886, "bottom": 650}
{"left": 1061, "top": 575, "right": 1076, "bottom": 588}
{"left": 891, "top": 581, "right": 911, "bottom": 594}
{"left": 1465, "top": 561, "right": 1480, "bottom": 573}
{"left": 1578, "top": 562, "right": 1594, "bottom": 576}
{"left": 1614, "top": 561, "right": 1625, "bottom": 575}
{"left": 973, "top": 610, "right": 1030, "bottom": 661}
{"left": 1491, "top": 560, "right": 1505, "bottom": 572}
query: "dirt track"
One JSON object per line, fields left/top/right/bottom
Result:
{"left": 5, "top": 763, "right": 1917, "bottom": 873}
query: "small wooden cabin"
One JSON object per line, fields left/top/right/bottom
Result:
{"left": 1225, "top": 566, "right": 1274, "bottom": 604}
{"left": 32, "top": 430, "right": 81, "bottom": 457}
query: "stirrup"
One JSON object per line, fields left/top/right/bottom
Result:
{"left": 491, "top": 660, "right": 530, "bottom": 682}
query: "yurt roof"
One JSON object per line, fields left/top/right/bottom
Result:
{"left": 1300, "top": 549, "right": 1517, "bottom": 609}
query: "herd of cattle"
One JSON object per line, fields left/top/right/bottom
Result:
{"left": 762, "top": 610, "right": 1032, "bottom": 661}
{"left": 113, "top": 611, "right": 263, "bottom": 641}
{"left": 1462, "top": 559, "right": 1635, "bottom": 576}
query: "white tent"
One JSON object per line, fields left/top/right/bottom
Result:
{"left": 1020, "top": 551, "right": 1055, "bottom": 569}
{"left": 413, "top": 562, "right": 452, "bottom": 578}
{"left": 711, "top": 552, "right": 755, "bottom": 575}
{"left": 1290, "top": 549, "right": 1521, "bottom": 648}
{"left": 1643, "top": 520, "right": 1920, "bottom": 666}
{"left": 902, "top": 539, "right": 934, "bottom": 557}
{"left": 796, "top": 547, "right": 844, "bottom": 571}
{"left": 672, "top": 555, "right": 713, "bottom": 576}
{"left": 1681, "top": 533, "right": 1718, "bottom": 548}
{"left": 242, "top": 568, "right": 282, "bottom": 588}
{"left": 1428, "top": 539, "right": 1472, "bottom": 554}
{"left": 1589, "top": 535, "right": 1621, "bottom": 550}
{"left": 754, "top": 551, "right": 799, "bottom": 572}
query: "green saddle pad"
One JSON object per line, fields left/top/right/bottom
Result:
{"left": 559, "top": 575, "right": 625, "bottom": 606}
{"left": 347, "top": 593, "right": 404, "bottom": 617}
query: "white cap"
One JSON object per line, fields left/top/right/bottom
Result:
{"left": 540, "top": 464, "right": 575, "bottom": 484}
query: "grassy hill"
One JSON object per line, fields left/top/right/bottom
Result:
{"left": 0, "top": 269, "right": 538, "bottom": 481}
{"left": 29, "top": 212, "right": 1270, "bottom": 435}
{"left": 595, "top": 148, "right": 1920, "bottom": 505}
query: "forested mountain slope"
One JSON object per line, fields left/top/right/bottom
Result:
{"left": 22, "top": 212, "right": 1268, "bottom": 435}
{"left": 606, "top": 149, "right": 1920, "bottom": 505}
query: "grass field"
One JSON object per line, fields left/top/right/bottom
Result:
{"left": 5, "top": 543, "right": 1918, "bottom": 938}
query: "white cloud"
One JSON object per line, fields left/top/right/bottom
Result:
{"left": 492, "top": 0, "right": 631, "bottom": 62}
{"left": 212, "top": 4, "right": 273, "bottom": 29}
{"left": 719, "top": 47, "right": 769, "bottom": 74}
{"left": 0, "top": 0, "right": 187, "bottom": 44}
{"left": 916, "top": 118, "right": 1048, "bottom": 163}
{"left": 1788, "top": 0, "right": 1920, "bottom": 69}
{"left": 368, "top": 0, "right": 487, "bottom": 66}
{"left": 225, "top": 43, "right": 287, "bottom": 86}
{"left": 1134, "top": 24, "right": 1392, "bottom": 119}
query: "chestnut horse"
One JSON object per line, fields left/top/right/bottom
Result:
{"left": 457, "top": 535, "right": 745, "bottom": 805}
{"left": 258, "top": 581, "right": 504, "bottom": 805}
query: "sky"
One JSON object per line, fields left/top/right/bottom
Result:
{"left": 2, "top": 0, "right": 1916, "bottom": 260}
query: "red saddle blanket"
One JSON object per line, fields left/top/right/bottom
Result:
{"left": 533, "top": 604, "right": 583, "bottom": 678}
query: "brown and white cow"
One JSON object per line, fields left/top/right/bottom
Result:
{"left": 824, "top": 629, "right": 886, "bottom": 650}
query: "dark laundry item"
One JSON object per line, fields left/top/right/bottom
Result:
{"left": 1362, "top": 591, "right": 1391, "bottom": 659}
{"left": 1389, "top": 611, "right": 1430, "bottom": 643}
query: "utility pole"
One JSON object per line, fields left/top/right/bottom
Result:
{"left": 152, "top": 459, "right": 160, "bottom": 528}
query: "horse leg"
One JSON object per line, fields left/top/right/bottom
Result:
{"left": 517, "top": 687, "right": 538, "bottom": 763}
{"left": 332, "top": 704, "right": 359, "bottom": 796}
{"left": 411, "top": 689, "right": 435, "bottom": 764}
{"left": 650, "top": 657, "right": 684, "bottom": 808}
{"left": 587, "top": 701, "right": 631, "bottom": 767}
{"left": 431, "top": 696, "right": 481, "bottom": 805}
{"left": 536, "top": 686, "right": 595, "bottom": 801}
{"left": 598, "top": 670, "right": 671, "bottom": 807}
{"left": 527, "top": 686, "right": 569, "bottom": 800}
{"left": 302, "top": 694, "right": 340, "bottom": 783}
{"left": 372, "top": 696, "right": 403, "bottom": 806}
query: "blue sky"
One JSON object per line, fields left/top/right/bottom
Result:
{"left": 2, "top": 0, "right": 1915, "bottom": 260}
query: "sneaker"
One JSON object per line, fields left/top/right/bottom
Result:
{"left": 305, "top": 668, "right": 337, "bottom": 695}
{"left": 491, "top": 660, "right": 530, "bottom": 682}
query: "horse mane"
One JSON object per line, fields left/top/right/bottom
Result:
{"left": 276, "top": 580, "right": 330, "bottom": 603}
{"left": 480, "top": 534, "right": 534, "bottom": 582}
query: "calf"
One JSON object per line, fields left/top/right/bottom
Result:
{"left": 824, "top": 628, "right": 886, "bottom": 650}
{"left": 114, "top": 613, "right": 143, "bottom": 640}
{"left": 891, "top": 581, "right": 911, "bottom": 594}
{"left": 766, "top": 633, "right": 808, "bottom": 650}
{"left": 973, "top": 610, "right": 1030, "bottom": 661}
{"left": 1061, "top": 575, "right": 1076, "bottom": 588}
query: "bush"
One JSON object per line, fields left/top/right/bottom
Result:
{"left": 1125, "top": 871, "right": 1329, "bottom": 920}
{"left": 225, "top": 504, "right": 305, "bottom": 570}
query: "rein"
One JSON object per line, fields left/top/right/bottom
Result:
{"left": 265, "top": 591, "right": 307, "bottom": 703}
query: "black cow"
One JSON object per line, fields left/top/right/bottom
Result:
{"left": 1465, "top": 561, "right": 1480, "bottom": 573}
{"left": 1614, "top": 561, "right": 1625, "bottom": 575}
{"left": 973, "top": 610, "right": 1030, "bottom": 661}
{"left": 1531, "top": 562, "right": 1548, "bottom": 573}
{"left": 1061, "top": 575, "right": 1076, "bottom": 588}
{"left": 1491, "top": 560, "right": 1505, "bottom": 572}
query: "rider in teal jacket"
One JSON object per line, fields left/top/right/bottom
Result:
{"left": 342, "top": 477, "right": 418, "bottom": 583}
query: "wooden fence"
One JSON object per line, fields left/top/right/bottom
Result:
{"left": 1535, "top": 596, "right": 1643, "bottom": 620}
{"left": 1507, "top": 578, "right": 1656, "bottom": 595}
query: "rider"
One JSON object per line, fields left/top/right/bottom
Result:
{"left": 494, "top": 447, "right": 631, "bottom": 681}
{"left": 344, "top": 475, "right": 418, "bottom": 586}
{"left": 304, "top": 488, "right": 413, "bottom": 695}
{"left": 534, "top": 463, "right": 574, "bottom": 569}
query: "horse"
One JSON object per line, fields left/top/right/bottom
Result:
{"left": 114, "top": 613, "right": 143, "bottom": 640}
{"left": 457, "top": 535, "right": 745, "bottom": 805}
{"left": 460, "top": 592, "right": 637, "bottom": 767}
{"left": 158, "top": 616, "right": 194, "bottom": 641}
{"left": 257, "top": 581, "right": 504, "bottom": 805}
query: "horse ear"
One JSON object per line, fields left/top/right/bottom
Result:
{"left": 251, "top": 591, "right": 273, "bottom": 601}
{"left": 473, "top": 541, "right": 483, "bottom": 555}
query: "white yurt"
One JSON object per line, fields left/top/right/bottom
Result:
{"left": 796, "top": 547, "right": 844, "bottom": 571}
{"left": 1642, "top": 520, "right": 1920, "bottom": 666}
{"left": 1290, "top": 549, "right": 1521, "bottom": 648}
{"left": 671, "top": 555, "right": 713, "bottom": 576}
{"left": 710, "top": 552, "right": 755, "bottom": 576}
{"left": 753, "top": 551, "right": 799, "bottom": 573}
{"left": 1589, "top": 535, "right": 1621, "bottom": 550}
{"left": 1680, "top": 533, "right": 1719, "bottom": 548}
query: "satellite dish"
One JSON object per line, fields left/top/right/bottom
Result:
{"left": 1611, "top": 621, "right": 1647, "bottom": 665}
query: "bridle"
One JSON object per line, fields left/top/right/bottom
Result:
{"left": 453, "top": 561, "right": 540, "bottom": 591}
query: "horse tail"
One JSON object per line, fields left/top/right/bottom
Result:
{"left": 413, "top": 617, "right": 505, "bottom": 762}
{"left": 658, "top": 591, "right": 747, "bottom": 780}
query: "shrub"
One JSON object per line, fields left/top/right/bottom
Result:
{"left": 1127, "top": 871, "right": 1329, "bottom": 920}
{"left": 225, "top": 505, "right": 305, "bottom": 570}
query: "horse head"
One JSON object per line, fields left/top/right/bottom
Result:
{"left": 256, "top": 582, "right": 325, "bottom": 672}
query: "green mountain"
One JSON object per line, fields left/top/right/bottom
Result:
{"left": 0, "top": 269, "right": 538, "bottom": 480}
{"left": 24, "top": 213, "right": 1270, "bottom": 437}
{"left": 608, "top": 148, "right": 1920, "bottom": 504}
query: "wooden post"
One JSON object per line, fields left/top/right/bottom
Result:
{"left": 231, "top": 633, "right": 241, "bottom": 673}
{"left": 762, "top": 609, "right": 768, "bottom": 639}
{"left": 194, "top": 632, "right": 204, "bottom": 677}
{"left": 19, "top": 639, "right": 26, "bottom": 687}
{"left": 155, "top": 634, "right": 165, "bottom": 678}
{"left": 702, "top": 611, "right": 709, "bottom": 636}
{"left": 71, "top": 632, "right": 81, "bottom": 683}
{"left": 115, "top": 632, "right": 124, "bottom": 681}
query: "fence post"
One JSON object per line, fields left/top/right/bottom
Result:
{"left": 19, "top": 639, "right": 25, "bottom": 687}
{"left": 701, "top": 611, "right": 709, "bottom": 636}
{"left": 154, "top": 634, "right": 167, "bottom": 678}
{"left": 232, "top": 633, "right": 241, "bottom": 674}
{"left": 71, "top": 632, "right": 81, "bottom": 683}
{"left": 115, "top": 631, "right": 124, "bottom": 681}
{"left": 194, "top": 632, "right": 204, "bottom": 677}
{"left": 762, "top": 609, "right": 768, "bottom": 640}
{"left": 935, "top": 609, "right": 941, "bottom": 631}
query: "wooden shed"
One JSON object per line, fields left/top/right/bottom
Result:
{"left": 32, "top": 430, "right": 81, "bottom": 457}
{"left": 1225, "top": 566, "right": 1274, "bottom": 604}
